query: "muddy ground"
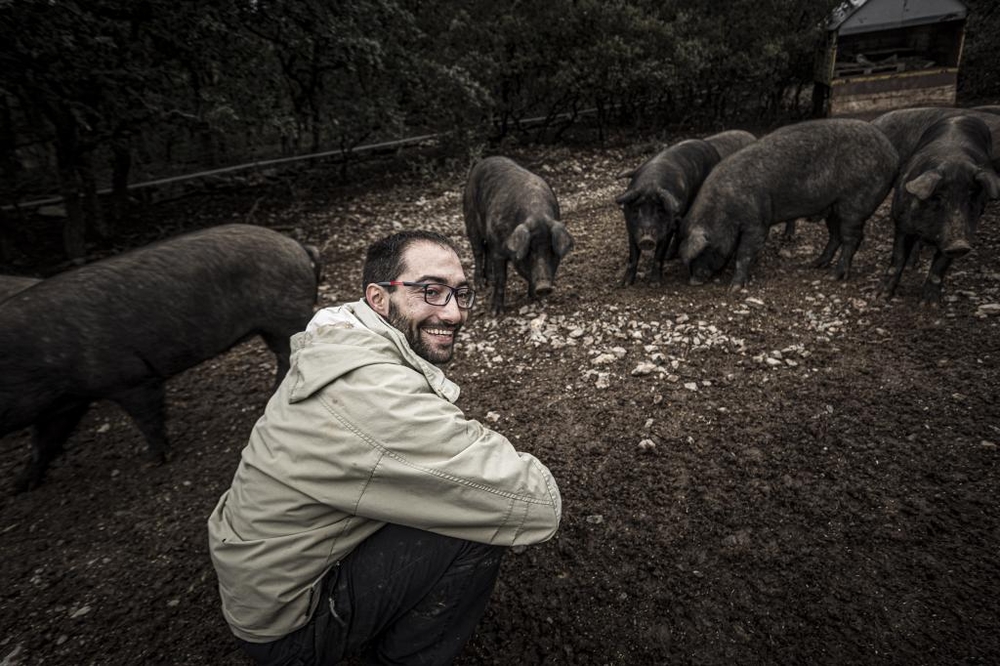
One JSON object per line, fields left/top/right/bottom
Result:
{"left": 1, "top": 136, "right": 999, "bottom": 665}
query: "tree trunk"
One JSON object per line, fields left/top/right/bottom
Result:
{"left": 110, "top": 133, "right": 132, "bottom": 227}
{"left": 77, "top": 149, "right": 106, "bottom": 239}
{"left": 50, "top": 120, "right": 86, "bottom": 261}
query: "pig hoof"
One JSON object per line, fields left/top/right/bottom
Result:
{"left": 144, "top": 449, "right": 169, "bottom": 466}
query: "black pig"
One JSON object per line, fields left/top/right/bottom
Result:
{"left": 463, "top": 156, "right": 573, "bottom": 314}
{"left": 0, "top": 223, "right": 321, "bottom": 492}
{"left": 704, "top": 129, "right": 757, "bottom": 162}
{"left": 872, "top": 106, "right": 1000, "bottom": 168}
{"left": 0, "top": 275, "right": 40, "bottom": 303}
{"left": 680, "top": 118, "right": 898, "bottom": 289}
{"left": 616, "top": 130, "right": 756, "bottom": 286}
{"left": 880, "top": 115, "right": 1000, "bottom": 303}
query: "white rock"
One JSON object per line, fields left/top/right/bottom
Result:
{"left": 745, "top": 297, "right": 765, "bottom": 308}
{"left": 683, "top": 382, "right": 698, "bottom": 391}
{"left": 70, "top": 605, "right": 92, "bottom": 619}
{"left": 592, "top": 353, "right": 617, "bottom": 365}
{"left": 631, "top": 362, "right": 657, "bottom": 376}
{"left": 486, "top": 411, "right": 501, "bottom": 423}
{"left": 976, "top": 303, "right": 1000, "bottom": 316}
{"left": 596, "top": 373, "right": 610, "bottom": 389}
{"left": 638, "top": 438, "right": 656, "bottom": 451}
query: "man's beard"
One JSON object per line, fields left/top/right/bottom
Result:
{"left": 386, "top": 301, "right": 457, "bottom": 365}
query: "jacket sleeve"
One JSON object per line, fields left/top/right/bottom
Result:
{"left": 307, "top": 361, "right": 561, "bottom": 546}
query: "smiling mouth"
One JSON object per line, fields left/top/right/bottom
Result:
{"left": 424, "top": 327, "right": 456, "bottom": 339}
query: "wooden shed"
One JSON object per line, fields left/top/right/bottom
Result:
{"left": 813, "top": 0, "right": 968, "bottom": 118}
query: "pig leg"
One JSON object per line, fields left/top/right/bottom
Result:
{"left": 920, "top": 249, "right": 953, "bottom": 305}
{"left": 489, "top": 253, "right": 508, "bottom": 315}
{"left": 649, "top": 233, "right": 672, "bottom": 285}
{"left": 665, "top": 232, "right": 680, "bottom": 260}
{"left": 830, "top": 217, "right": 864, "bottom": 281}
{"left": 906, "top": 240, "right": 924, "bottom": 268}
{"left": 111, "top": 380, "right": 169, "bottom": 464}
{"left": 622, "top": 236, "right": 641, "bottom": 286}
{"left": 879, "top": 232, "right": 919, "bottom": 300}
{"left": 811, "top": 217, "right": 842, "bottom": 268}
{"left": 261, "top": 329, "right": 293, "bottom": 387}
{"left": 467, "top": 215, "right": 488, "bottom": 288}
{"left": 14, "top": 400, "right": 91, "bottom": 493}
{"left": 781, "top": 219, "right": 797, "bottom": 243}
{"left": 730, "top": 226, "right": 765, "bottom": 290}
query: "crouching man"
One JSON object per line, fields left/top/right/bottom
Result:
{"left": 207, "top": 230, "right": 561, "bottom": 665}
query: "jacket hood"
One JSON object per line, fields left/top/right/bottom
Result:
{"left": 285, "top": 299, "right": 460, "bottom": 404}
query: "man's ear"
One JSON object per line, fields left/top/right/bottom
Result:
{"left": 365, "top": 283, "right": 391, "bottom": 316}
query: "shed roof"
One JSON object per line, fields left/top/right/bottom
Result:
{"left": 828, "top": 0, "right": 967, "bottom": 35}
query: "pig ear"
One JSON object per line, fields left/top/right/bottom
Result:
{"left": 550, "top": 221, "right": 574, "bottom": 258}
{"left": 615, "top": 189, "right": 639, "bottom": 206}
{"left": 904, "top": 171, "right": 943, "bottom": 200}
{"left": 656, "top": 187, "right": 680, "bottom": 215}
{"left": 680, "top": 227, "right": 708, "bottom": 265}
{"left": 505, "top": 223, "right": 531, "bottom": 262}
{"left": 975, "top": 169, "right": 1000, "bottom": 199}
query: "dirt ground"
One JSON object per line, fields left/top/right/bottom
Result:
{"left": 1, "top": 137, "right": 999, "bottom": 666}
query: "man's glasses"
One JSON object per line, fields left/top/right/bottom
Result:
{"left": 375, "top": 281, "right": 476, "bottom": 309}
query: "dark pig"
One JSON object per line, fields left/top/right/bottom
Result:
{"left": 0, "top": 223, "right": 321, "bottom": 492}
{"left": 616, "top": 131, "right": 756, "bottom": 286}
{"left": 0, "top": 275, "right": 41, "bottom": 302}
{"left": 880, "top": 115, "right": 1000, "bottom": 303}
{"left": 872, "top": 106, "right": 1000, "bottom": 168}
{"left": 703, "top": 129, "right": 757, "bottom": 161}
{"left": 679, "top": 118, "right": 898, "bottom": 288}
{"left": 463, "top": 156, "right": 573, "bottom": 314}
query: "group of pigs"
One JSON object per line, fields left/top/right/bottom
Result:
{"left": 1, "top": 105, "right": 998, "bottom": 492}
{"left": 468, "top": 105, "right": 1000, "bottom": 315}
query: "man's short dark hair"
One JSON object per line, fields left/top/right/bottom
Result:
{"left": 362, "top": 230, "right": 460, "bottom": 291}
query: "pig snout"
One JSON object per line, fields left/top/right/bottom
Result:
{"left": 638, "top": 235, "right": 657, "bottom": 252}
{"left": 942, "top": 239, "right": 972, "bottom": 258}
{"left": 533, "top": 279, "right": 554, "bottom": 297}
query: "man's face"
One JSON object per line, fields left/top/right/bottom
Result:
{"left": 377, "top": 241, "right": 470, "bottom": 365}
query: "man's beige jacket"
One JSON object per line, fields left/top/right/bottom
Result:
{"left": 207, "top": 300, "right": 562, "bottom": 643}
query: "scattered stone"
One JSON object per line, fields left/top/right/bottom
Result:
{"left": 638, "top": 438, "right": 656, "bottom": 452}
{"left": 595, "top": 373, "right": 610, "bottom": 389}
{"left": 585, "top": 514, "right": 605, "bottom": 525}
{"left": 976, "top": 303, "right": 1000, "bottom": 316}
{"left": 745, "top": 297, "right": 765, "bottom": 308}
{"left": 486, "top": 411, "right": 501, "bottom": 423}
{"left": 631, "top": 362, "right": 657, "bottom": 376}
{"left": 70, "top": 605, "right": 92, "bottom": 619}
{"left": 683, "top": 382, "right": 698, "bottom": 391}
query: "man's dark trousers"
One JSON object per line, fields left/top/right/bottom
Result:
{"left": 238, "top": 523, "right": 505, "bottom": 665}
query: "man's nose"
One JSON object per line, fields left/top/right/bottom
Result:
{"left": 440, "top": 294, "right": 464, "bottom": 321}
